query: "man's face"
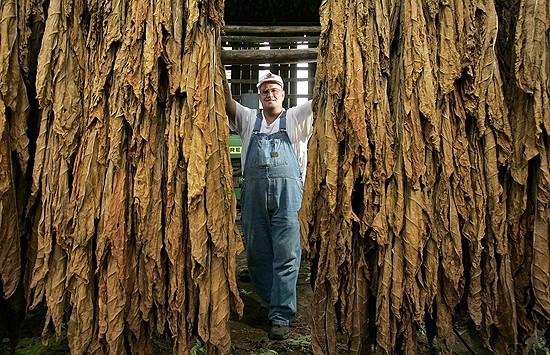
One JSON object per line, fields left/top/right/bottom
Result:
{"left": 259, "top": 82, "right": 284, "bottom": 110}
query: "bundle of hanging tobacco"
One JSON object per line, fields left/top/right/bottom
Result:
{"left": 300, "top": 0, "right": 549, "bottom": 353}
{"left": 0, "top": 0, "right": 242, "bottom": 353}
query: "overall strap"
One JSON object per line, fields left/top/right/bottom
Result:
{"left": 252, "top": 111, "right": 263, "bottom": 133}
{"left": 278, "top": 110, "right": 287, "bottom": 132}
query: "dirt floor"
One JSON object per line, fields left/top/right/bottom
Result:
{"left": 228, "top": 256, "right": 320, "bottom": 355}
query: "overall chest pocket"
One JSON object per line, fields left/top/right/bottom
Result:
{"left": 255, "top": 137, "right": 289, "bottom": 167}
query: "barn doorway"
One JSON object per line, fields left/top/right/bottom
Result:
{"left": 223, "top": 2, "right": 322, "bottom": 351}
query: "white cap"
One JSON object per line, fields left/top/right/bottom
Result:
{"left": 257, "top": 72, "right": 284, "bottom": 89}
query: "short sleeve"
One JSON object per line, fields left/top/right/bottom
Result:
{"left": 286, "top": 100, "right": 313, "bottom": 144}
{"left": 232, "top": 101, "right": 256, "bottom": 137}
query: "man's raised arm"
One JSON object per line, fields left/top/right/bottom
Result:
{"left": 223, "top": 75, "right": 237, "bottom": 122}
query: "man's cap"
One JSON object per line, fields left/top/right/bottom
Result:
{"left": 257, "top": 72, "right": 284, "bottom": 89}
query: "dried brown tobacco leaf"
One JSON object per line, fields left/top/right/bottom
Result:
{"left": 0, "top": 101, "right": 21, "bottom": 299}
{"left": 127, "top": 235, "right": 153, "bottom": 355}
{"left": 98, "top": 148, "right": 130, "bottom": 353}
{"left": 133, "top": 118, "right": 166, "bottom": 333}
{"left": 104, "top": 253, "right": 127, "bottom": 354}
{"left": 42, "top": 243, "right": 67, "bottom": 339}
{"left": 390, "top": 1, "right": 443, "bottom": 341}
{"left": 31, "top": 139, "right": 72, "bottom": 337}
{"left": 0, "top": 0, "right": 30, "bottom": 173}
{"left": 390, "top": 229, "right": 404, "bottom": 336}
{"left": 300, "top": 0, "right": 550, "bottom": 353}
{"left": 402, "top": 187, "right": 425, "bottom": 321}
{"left": 180, "top": 1, "right": 243, "bottom": 352}
{"left": 66, "top": 125, "right": 106, "bottom": 352}
{"left": 65, "top": 73, "right": 108, "bottom": 353}
{"left": 299, "top": 0, "right": 357, "bottom": 353}
{"left": 299, "top": 0, "right": 342, "bottom": 258}
{"left": 29, "top": 0, "right": 86, "bottom": 343}
{"left": 507, "top": 75, "right": 538, "bottom": 189}
{"left": 437, "top": 177, "right": 463, "bottom": 297}
{"left": 432, "top": 178, "right": 463, "bottom": 351}
{"left": 67, "top": 246, "right": 97, "bottom": 354}
{"left": 508, "top": 0, "right": 550, "bottom": 331}
{"left": 400, "top": 0, "right": 438, "bottom": 186}
{"left": 437, "top": 4, "right": 462, "bottom": 95}
{"left": 484, "top": 114, "right": 517, "bottom": 350}
{"left": 347, "top": 243, "right": 369, "bottom": 354}
{"left": 309, "top": 225, "right": 339, "bottom": 355}
{"left": 160, "top": 13, "right": 187, "bottom": 345}
{"left": 0, "top": 0, "right": 31, "bottom": 300}
{"left": 165, "top": 95, "right": 192, "bottom": 353}
{"left": 375, "top": 243, "right": 393, "bottom": 354}
{"left": 422, "top": 235, "right": 438, "bottom": 312}
{"left": 503, "top": 0, "right": 550, "bottom": 344}
{"left": 127, "top": 1, "right": 169, "bottom": 329}
{"left": 514, "top": 0, "right": 550, "bottom": 135}
{"left": 532, "top": 141, "right": 550, "bottom": 320}
{"left": 110, "top": 0, "right": 169, "bottom": 335}
{"left": 464, "top": 132, "right": 487, "bottom": 328}
{"left": 434, "top": 279, "right": 454, "bottom": 351}
{"left": 360, "top": 0, "right": 393, "bottom": 185}
{"left": 466, "top": 1, "right": 517, "bottom": 350}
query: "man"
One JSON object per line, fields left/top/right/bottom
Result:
{"left": 224, "top": 72, "right": 313, "bottom": 340}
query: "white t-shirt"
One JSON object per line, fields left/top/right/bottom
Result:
{"left": 230, "top": 101, "right": 313, "bottom": 179}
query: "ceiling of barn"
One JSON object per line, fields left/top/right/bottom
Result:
{"left": 224, "top": 0, "right": 321, "bottom": 26}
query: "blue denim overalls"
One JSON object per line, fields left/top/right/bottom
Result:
{"left": 241, "top": 111, "right": 303, "bottom": 326}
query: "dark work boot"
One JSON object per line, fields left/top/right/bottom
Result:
{"left": 269, "top": 324, "right": 289, "bottom": 340}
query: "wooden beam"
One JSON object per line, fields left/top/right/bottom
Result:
{"left": 222, "top": 48, "right": 317, "bottom": 65}
{"left": 232, "top": 93, "right": 312, "bottom": 99}
{"left": 228, "top": 78, "right": 314, "bottom": 84}
{"left": 222, "top": 35, "right": 320, "bottom": 45}
{"left": 225, "top": 25, "right": 321, "bottom": 34}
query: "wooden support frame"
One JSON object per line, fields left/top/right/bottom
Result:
{"left": 221, "top": 48, "right": 317, "bottom": 65}
{"left": 222, "top": 35, "right": 319, "bottom": 45}
{"left": 226, "top": 78, "right": 314, "bottom": 84}
{"left": 225, "top": 25, "right": 320, "bottom": 34}
{"left": 223, "top": 25, "right": 318, "bottom": 104}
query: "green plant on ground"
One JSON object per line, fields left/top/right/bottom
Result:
{"left": 287, "top": 335, "right": 312, "bottom": 351}
{"left": 0, "top": 335, "right": 68, "bottom": 355}
{"left": 239, "top": 288, "right": 252, "bottom": 296}
{"left": 190, "top": 339, "right": 205, "bottom": 355}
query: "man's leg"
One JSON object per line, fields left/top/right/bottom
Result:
{"left": 269, "top": 215, "right": 301, "bottom": 326}
{"left": 241, "top": 179, "right": 273, "bottom": 304}
{"left": 268, "top": 178, "right": 302, "bottom": 327}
